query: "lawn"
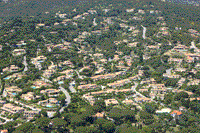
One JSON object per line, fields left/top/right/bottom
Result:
{"left": 80, "top": 108, "right": 86, "bottom": 112}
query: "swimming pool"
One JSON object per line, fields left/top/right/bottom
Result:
{"left": 58, "top": 81, "right": 64, "bottom": 84}
{"left": 37, "top": 60, "right": 44, "bottom": 63}
{"left": 4, "top": 77, "right": 11, "bottom": 80}
{"left": 46, "top": 104, "right": 53, "bottom": 108}
{"left": 12, "top": 93, "right": 17, "bottom": 95}
{"left": 31, "top": 86, "right": 36, "bottom": 89}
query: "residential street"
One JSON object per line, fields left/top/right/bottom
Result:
{"left": 23, "top": 56, "right": 28, "bottom": 72}
{"left": 69, "top": 80, "right": 77, "bottom": 93}
{"left": 59, "top": 86, "right": 71, "bottom": 113}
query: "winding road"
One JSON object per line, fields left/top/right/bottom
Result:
{"left": 59, "top": 86, "right": 71, "bottom": 113}
{"left": 23, "top": 56, "right": 28, "bottom": 72}
{"left": 131, "top": 82, "right": 167, "bottom": 107}
{"left": 141, "top": 25, "right": 146, "bottom": 39}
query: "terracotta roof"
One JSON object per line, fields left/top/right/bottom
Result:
{"left": 170, "top": 110, "right": 182, "bottom": 116}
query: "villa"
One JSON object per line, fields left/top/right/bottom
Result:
{"left": 1, "top": 103, "right": 24, "bottom": 114}
{"left": 40, "top": 89, "right": 60, "bottom": 97}
{"left": 3, "top": 86, "right": 22, "bottom": 97}
{"left": 23, "top": 110, "right": 40, "bottom": 120}
{"left": 77, "top": 84, "right": 98, "bottom": 91}
{"left": 38, "top": 98, "right": 59, "bottom": 107}
{"left": 105, "top": 99, "right": 119, "bottom": 106}
{"left": 21, "top": 92, "right": 35, "bottom": 101}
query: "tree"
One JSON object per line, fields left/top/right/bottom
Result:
{"left": 70, "top": 115, "right": 86, "bottom": 128}
{"left": 174, "top": 91, "right": 189, "bottom": 101}
{"left": 32, "top": 128, "right": 44, "bottom": 133}
{"left": 102, "top": 121, "right": 116, "bottom": 133}
{"left": 93, "top": 99, "right": 106, "bottom": 113}
{"left": 164, "top": 78, "right": 178, "bottom": 87}
{"left": 35, "top": 117, "right": 51, "bottom": 130}
{"left": 40, "top": 109, "right": 48, "bottom": 117}
{"left": 139, "top": 111, "right": 154, "bottom": 125}
{"left": 144, "top": 102, "right": 158, "bottom": 114}
{"left": 164, "top": 93, "right": 173, "bottom": 105}
{"left": 75, "top": 126, "right": 99, "bottom": 133}
{"left": 15, "top": 122, "right": 35, "bottom": 133}
{"left": 108, "top": 107, "right": 136, "bottom": 125}
{"left": 3, "top": 121, "right": 17, "bottom": 132}
{"left": 178, "top": 114, "right": 189, "bottom": 126}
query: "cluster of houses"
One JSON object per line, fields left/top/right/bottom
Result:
{"left": 2, "top": 65, "right": 20, "bottom": 73}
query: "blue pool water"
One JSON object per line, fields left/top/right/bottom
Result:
{"left": 31, "top": 86, "right": 36, "bottom": 89}
{"left": 46, "top": 105, "right": 53, "bottom": 108}
{"left": 58, "top": 81, "right": 64, "bottom": 84}
{"left": 37, "top": 60, "right": 44, "bottom": 63}
{"left": 12, "top": 93, "right": 17, "bottom": 95}
{"left": 4, "top": 77, "right": 11, "bottom": 80}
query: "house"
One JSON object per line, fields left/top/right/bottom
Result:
{"left": 36, "top": 23, "right": 45, "bottom": 27}
{"left": 147, "top": 45, "right": 160, "bottom": 49}
{"left": 174, "top": 68, "right": 186, "bottom": 72}
{"left": 139, "top": 89, "right": 148, "bottom": 92}
{"left": 122, "top": 99, "right": 136, "bottom": 105}
{"left": 32, "top": 80, "right": 52, "bottom": 89}
{"left": 77, "top": 84, "right": 98, "bottom": 91}
{"left": 168, "top": 58, "right": 183, "bottom": 64}
{"left": 12, "top": 49, "right": 26, "bottom": 56}
{"left": 172, "top": 89, "right": 194, "bottom": 96}
{"left": 93, "top": 53, "right": 104, "bottom": 58}
{"left": 0, "top": 45, "right": 2, "bottom": 51}
{"left": 38, "top": 98, "right": 59, "bottom": 107}
{"left": 185, "top": 53, "right": 200, "bottom": 63}
{"left": 59, "top": 60, "right": 74, "bottom": 68}
{"left": 163, "top": 74, "right": 181, "bottom": 79}
{"left": 92, "top": 112, "right": 105, "bottom": 120}
{"left": 1, "top": 103, "right": 24, "bottom": 114}
{"left": 187, "top": 79, "right": 200, "bottom": 86}
{"left": 21, "top": 92, "right": 35, "bottom": 101}
{"left": 140, "top": 78, "right": 156, "bottom": 84}
{"left": 179, "top": 106, "right": 187, "bottom": 112}
{"left": 3, "top": 86, "right": 22, "bottom": 97}
{"left": 23, "top": 110, "right": 40, "bottom": 119}
{"left": 88, "top": 9, "right": 97, "bottom": 14}
{"left": 178, "top": 78, "right": 186, "bottom": 86}
{"left": 156, "top": 108, "right": 171, "bottom": 114}
{"left": 138, "top": 70, "right": 144, "bottom": 76}
{"left": 58, "top": 13, "right": 67, "bottom": 18}
{"left": 73, "top": 15, "right": 82, "bottom": 20}
{"left": 172, "top": 44, "right": 189, "bottom": 52}
{"left": 134, "top": 97, "right": 151, "bottom": 103}
{"left": 126, "top": 9, "right": 135, "bottom": 12}
{"left": 59, "top": 69, "right": 74, "bottom": 75}
{"left": 0, "top": 100, "right": 6, "bottom": 105}
{"left": 105, "top": 99, "right": 119, "bottom": 106}
{"left": 128, "top": 75, "right": 140, "bottom": 81}
{"left": 170, "top": 110, "right": 182, "bottom": 120}
{"left": 3, "top": 65, "right": 20, "bottom": 73}
{"left": 138, "top": 9, "right": 145, "bottom": 14}
{"left": 149, "top": 84, "right": 165, "bottom": 89}
{"left": 107, "top": 79, "right": 131, "bottom": 88}
{"left": 0, "top": 130, "right": 8, "bottom": 133}
{"left": 40, "top": 89, "right": 60, "bottom": 97}
{"left": 82, "top": 94, "right": 95, "bottom": 101}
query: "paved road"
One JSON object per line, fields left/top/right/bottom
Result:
{"left": 23, "top": 56, "right": 28, "bottom": 72}
{"left": 131, "top": 82, "right": 166, "bottom": 107}
{"left": 141, "top": 25, "right": 146, "bottom": 39}
{"left": 69, "top": 81, "right": 77, "bottom": 93}
{"left": 0, "top": 115, "right": 13, "bottom": 124}
{"left": 59, "top": 86, "right": 71, "bottom": 113}
{"left": 14, "top": 101, "right": 41, "bottom": 112}
{"left": 75, "top": 70, "right": 83, "bottom": 79}
{"left": 191, "top": 41, "right": 200, "bottom": 53}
